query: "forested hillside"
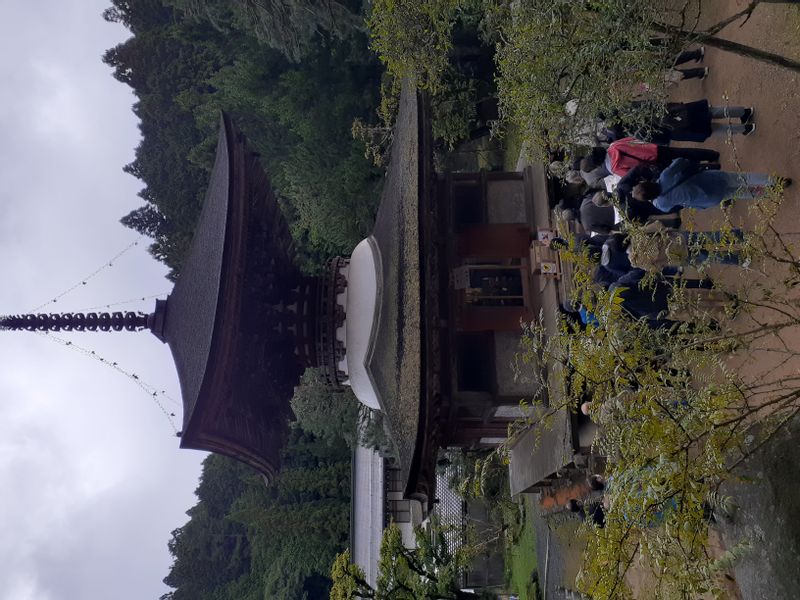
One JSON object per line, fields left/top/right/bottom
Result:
{"left": 160, "top": 429, "right": 351, "bottom": 599}
{"left": 103, "top": 0, "right": 383, "bottom": 276}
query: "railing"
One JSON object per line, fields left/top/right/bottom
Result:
{"left": 432, "top": 464, "right": 467, "bottom": 557}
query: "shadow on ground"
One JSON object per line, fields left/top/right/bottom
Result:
{"left": 718, "top": 415, "right": 800, "bottom": 599}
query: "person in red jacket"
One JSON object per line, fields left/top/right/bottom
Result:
{"left": 605, "top": 137, "right": 720, "bottom": 176}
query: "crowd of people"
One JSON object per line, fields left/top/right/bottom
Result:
{"left": 550, "top": 46, "right": 791, "bottom": 328}
{"left": 546, "top": 48, "right": 793, "bottom": 529}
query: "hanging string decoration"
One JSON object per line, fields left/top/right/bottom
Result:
{"left": 29, "top": 236, "right": 144, "bottom": 313}
{"left": 35, "top": 331, "right": 181, "bottom": 434}
{"left": 74, "top": 293, "right": 168, "bottom": 313}
{"left": 5, "top": 235, "right": 180, "bottom": 433}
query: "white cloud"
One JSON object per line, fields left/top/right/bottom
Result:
{"left": 3, "top": 573, "right": 52, "bottom": 600}
{"left": 28, "top": 59, "right": 91, "bottom": 145}
{"left": 0, "top": 1, "right": 205, "bottom": 599}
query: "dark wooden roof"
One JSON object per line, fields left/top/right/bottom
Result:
{"left": 159, "top": 114, "right": 302, "bottom": 480}
{"left": 162, "top": 119, "right": 232, "bottom": 421}
{"left": 365, "top": 83, "right": 436, "bottom": 499}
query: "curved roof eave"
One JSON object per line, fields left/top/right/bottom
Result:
{"left": 163, "top": 113, "right": 296, "bottom": 479}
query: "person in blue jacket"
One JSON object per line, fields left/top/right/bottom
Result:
{"left": 631, "top": 158, "right": 788, "bottom": 212}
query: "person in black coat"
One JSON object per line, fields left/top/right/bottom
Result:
{"left": 551, "top": 233, "right": 633, "bottom": 288}
{"left": 580, "top": 192, "right": 619, "bottom": 235}
{"left": 656, "top": 100, "right": 755, "bottom": 142}
{"left": 610, "top": 269, "right": 715, "bottom": 328}
{"left": 605, "top": 100, "right": 755, "bottom": 143}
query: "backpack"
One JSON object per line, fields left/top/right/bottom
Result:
{"left": 608, "top": 137, "right": 658, "bottom": 175}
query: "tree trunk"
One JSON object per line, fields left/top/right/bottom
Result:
{"left": 653, "top": 24, "right": 800, "bottom": 73}
{"left": 695, "top": 34, "right": 800, "bottom": 72}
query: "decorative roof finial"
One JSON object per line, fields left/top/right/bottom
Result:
{"left": 0, "top": 311, "right": 151, "bottom": 332}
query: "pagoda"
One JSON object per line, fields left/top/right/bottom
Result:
{"left": 4, "top": 82, "right": 571, "bottom": 509}
{"left": 1, "top": 112, "right": 354, "bottom": 481}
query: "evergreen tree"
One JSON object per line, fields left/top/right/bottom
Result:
{"left": 104, "top": 0, "right": 383, "bottom": 276}
{"left": 161, "top": 431, "right": 352, "bottom": 599}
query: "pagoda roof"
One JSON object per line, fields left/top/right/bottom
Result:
{"left": 162, "top": 118, "right": 233, "bottom": 422}
{"left": 365, "top": 82, "right": 435, "bottom": 499}
{"left": 159, "top": 113, "right": 299, "bottom": 480}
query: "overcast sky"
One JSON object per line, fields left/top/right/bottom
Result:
{"left": 0, "top": 2, "right": 205, "bottom": 599}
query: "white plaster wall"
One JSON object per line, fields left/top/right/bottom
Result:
{"left": 486, "top": 179, "right": 527, "bottom": 224}
{"left": 494, "top": 331, "right": 542, "bottom": 397}
{"left": 344, "top": 237, "right": 381, "bottom": 409}
{"left": 352, "top": 445, "right": 384, "bottom": 587}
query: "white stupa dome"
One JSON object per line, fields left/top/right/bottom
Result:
{"left": 344, "top": 236, "right": 381, "bottom": 410}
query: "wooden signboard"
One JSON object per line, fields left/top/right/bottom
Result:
{"left": 530, "top": 229, "right": 561, "bottom": 278}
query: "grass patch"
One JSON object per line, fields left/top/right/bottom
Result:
{"left": 507, "top": 496, "right": 539, "bottom": 600}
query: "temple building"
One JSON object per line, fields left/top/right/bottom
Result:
{"left": 337, "top": 83, "right": 568, "bottom": 505}
{"left": 1, "top": 82, "right": 575, "bottom": 508}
